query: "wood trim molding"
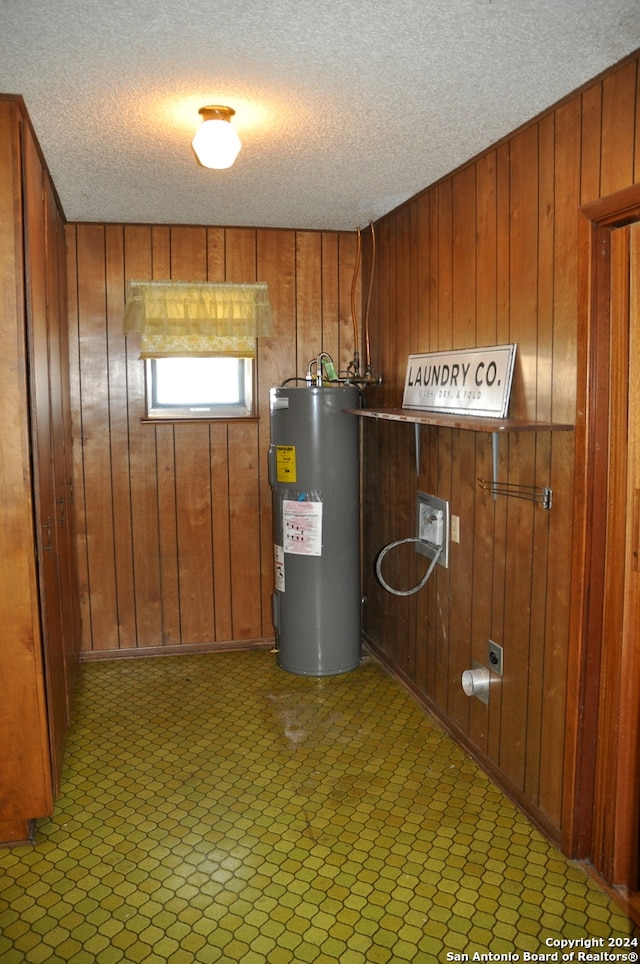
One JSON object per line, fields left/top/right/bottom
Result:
{"left": 580, "top": 183, "right": 640, "bottom": 227}
{"left": 564, "top": 182, "right": 640, "bottom": 883}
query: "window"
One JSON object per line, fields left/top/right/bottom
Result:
{"left": 145, "top": 356, "right": 254, "bottom": 419}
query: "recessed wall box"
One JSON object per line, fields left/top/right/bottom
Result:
{"left": 416, "top": 492, "right": 450, "bottom": 569}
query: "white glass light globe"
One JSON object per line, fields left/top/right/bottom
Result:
{"left": 192, "top": 116, "right": 241, "bottom": 169}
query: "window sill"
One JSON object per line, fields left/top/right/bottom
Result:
{"left": 140, "top": 415, "right": 260, "bottom": 425}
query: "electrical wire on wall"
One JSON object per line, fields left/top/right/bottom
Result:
{"left": 279, "top": 220, "right": 380, "bottom": 390}
{"left": 375, "top": 537, "right": 443, "bottom": 597}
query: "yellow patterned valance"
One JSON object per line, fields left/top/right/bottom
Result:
{"left": 123, "top": 280, "right": 273, "bottom": 358}
{"left": 124, "top": 280, "right": 273, "bottom": 336}
{"left": 139, "top": 333, "right": 257, "bottom": 359}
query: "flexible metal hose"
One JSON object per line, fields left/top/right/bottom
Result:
{"left": 375, "top": 537, "right": 443, "bottom": 597}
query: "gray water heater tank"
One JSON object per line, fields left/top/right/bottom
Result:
{"left": 268, "top": 385, "right": 361, "bottom": 676}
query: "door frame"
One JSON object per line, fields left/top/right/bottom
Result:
{"left": 564, "top": 183, "right": 640, "bottom": 894}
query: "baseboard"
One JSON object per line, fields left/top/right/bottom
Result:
{"left": 78, "top": 637, "right": 276, "bottom": 662}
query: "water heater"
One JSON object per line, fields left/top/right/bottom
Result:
{"left": 268, "top": 385, "right": 361, "bottom": 676}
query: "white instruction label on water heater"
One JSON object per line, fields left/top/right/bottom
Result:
{"left": 283, "top": 500, "right": 323, "bottom": 556}
{"left": 274, "top": 544, "right": 285, "bottom": 591}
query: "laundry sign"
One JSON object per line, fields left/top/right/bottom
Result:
{"left": 403, "top": 344, "right": 517, "bottom": 418}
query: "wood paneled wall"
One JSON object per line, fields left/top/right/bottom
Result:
{"left": 64, "top": 53, "right": 640, "bottom": 844}
{"left": 65, "top": 224, "right": 359, "bottom": 656}
{"left": 359, "top": 53, "right": 640, "bottom": 840}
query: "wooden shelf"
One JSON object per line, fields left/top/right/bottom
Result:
{"left": 346, "top": 407, "right": 574, "bottom": 433}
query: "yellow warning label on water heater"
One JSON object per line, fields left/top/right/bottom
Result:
{"left": 276, "top": 445, "right": 296, "bottom": 483}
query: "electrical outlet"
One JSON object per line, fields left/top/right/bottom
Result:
{"left": 416, "top": 492, "right": 449, "bottom": 568}
{"left": 488, "top": 639, "right": 503, "bottom": 676}
{"left": 451, "top": 515, "right": 460, "bottom": 543}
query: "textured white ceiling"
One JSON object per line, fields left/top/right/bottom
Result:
{"left": 1, "top": 0, "right": 639, "bottom": 230}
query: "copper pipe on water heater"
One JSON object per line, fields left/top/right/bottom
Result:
{"left": 349, "top": 220, "right": 377, "bottom": 383}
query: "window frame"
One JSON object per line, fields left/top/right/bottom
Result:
{"left": 144, "top": 356, "right": 255, "bottom": 420}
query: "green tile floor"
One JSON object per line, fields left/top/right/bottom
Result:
{"left": 0, "top": 650, "right": 638, "bottom": 963}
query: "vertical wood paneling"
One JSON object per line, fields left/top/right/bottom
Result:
{"left": 469, "top": 433, "right": 494, "bottom": 756}
{"left": 427, "top": 193, "right": 439, "bottom": 353}
{"left": 257, "top": 230, "right": 296, "bottom": 394}
{"left": 499, "top": 125, "right": 539, "bottom": 789}
{"left": 538, "top": 96, "right": 582, "bottom": 824}
{"left": 452, "top": 165, "right": 476, "bottom": 349}
{"left": 581, "top": 84, "right": 602, "bottom": 203}
{"left": 437, "top": 182, "right": 453, "bottom": 351}
{"left": 123, "top": 225, "right": 163, "bottom": 649}
{"left": 65, "top": 230, "right": 91, "bottom": 639}
{"left": 296, "top": 231, "right": 322, "bottom": 376}
{"left": 68, "top": 224, "right": 358, "bottom": 653}
{"left": 174, "top": 424, "right": 215, "bottom": 643}
{"left": 228, "top": 421, "right": 262, "bottom": 638}
{"left": 470, "top": 150, "right": 498, "bottom": 754}
{"left": 433, "top": 427, "right": 452, "bottom": 712}
{"left": 600, "top": 60, "right": 637, "bottom": 196}
{"left": 536, "top": 114, "right": 555, "bottom": 423}
{"left": 394, "top": 208, "right": 413, "bottom": 676}
{"left": 225, "top": 228, "right": 257, "bottom": 282}
{"left": 414, "top": 194, "right": 432, "bottom": 696}
{"left": 525, "top": 438, "right": 551, "bottom": 804}
{"left": 539, "top": 429, "right": 574, "bottom": 823}
{"left": 361, "top": 52, "right": 640, "bottom": 841}
{"left": 489, "top": 139, "right": 511, "bottom": 766}
{"left": 152, "top": 226, "right": 171, "bottom": 277}
{"left": 449, "top": 167, "right": 478, "bottom": 730}
{"left": 206, "top": 227, "right": 225, "bottom": 280}
{"left": 76, "top": 225, "right": 120, "bottom": 650}
{"left": 223, "top": 229, "right": 264, "bottom": 637}
{"left": 526, "top": 117, "right": 555, "bottom": 798}
{"left": 406, "top": 203, "right": 421, "bottom": 679}
{"left": 320, "top": 232, "right": 339, "bottom": 363}
{"left": 155, "top": 423, "right": 181, "bottom": 645}
{"left": 448, "top": 429, "right": 474, "bottom": 732}
{"left": 256, "top": 230, "right": 296, "bottom": 630}
{"left": 170, "top": 226, "right": 208, "bottom": 280}
{"left": 476, "top": 151, "right": 498, "bottom": 346}
{"left": 210, "top": 422, "right": 232, "bottom": 641}
{"left": 104, "top": 225, "right": 136, "bottom": 649}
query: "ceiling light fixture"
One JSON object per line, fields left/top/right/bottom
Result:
{"left": 192, "top": 105, "right": 241, "bottom": 169}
